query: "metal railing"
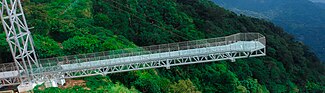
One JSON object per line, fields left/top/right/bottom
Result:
{"left": 0, "top": 33, "right": 266, "bottom": 73}
{"left": 37, "top": 33, "right": 265, "bottom": 67}
{"left": 0, "top": 63, "right": 16, "bottom": 72}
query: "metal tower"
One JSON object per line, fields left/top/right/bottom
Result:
{"left": 0, "top": 0, "right": 267, "bottom": 92}
{"left": 0, "top": 0, "right": 39, "bottom": 85}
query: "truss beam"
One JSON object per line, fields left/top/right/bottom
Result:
{"left": 0, "top": 0, "right": 39, "bottom": 85}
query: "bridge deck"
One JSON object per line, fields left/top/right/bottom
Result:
{"left": 60, "top": 41, "right": 264, "bottom": 71}
{"left": 0, "top": 33, "right": 266, "bottom": 87}
{"left": 0, "top": 41, "right": 264, "bottom": 78}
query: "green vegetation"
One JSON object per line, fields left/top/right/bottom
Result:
{"left": 0, "top": 0, "right": 324, "bottom": 92}
{"left": 213, "top": 0, "right": 325, "bottom": 61}
{"left": 33, "top": 76, "right": 140, "bottom": 93}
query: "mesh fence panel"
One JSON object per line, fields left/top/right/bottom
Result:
{"left": 0, "top": 33, "right": 266, "bottom": 72}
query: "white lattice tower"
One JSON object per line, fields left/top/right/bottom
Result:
{"left": 0, "top": 0, "right": 39, "bottom": 85}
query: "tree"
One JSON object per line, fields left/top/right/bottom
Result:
{"left": 0, "top": 33, "right": 11, "bottom": 63}
{"left": 34, "top": 35, "right": 63, "bottom": 58}
{"left": 170, "top": 79, "right": 201, "bottom": 93}
{"left": 62, "top": 35, "right": 101, "bottom": 55}
{"left": 133, "top": 70, "right": 171, "bottom": 93}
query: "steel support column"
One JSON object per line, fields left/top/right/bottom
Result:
{"left": 0, "top": 0, "right": 39, "bottom": 85}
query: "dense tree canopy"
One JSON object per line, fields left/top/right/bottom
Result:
{"left": 0, "top": 0, "right": 323, "bottom": 92}
{"left": 213, "top": 0, "right": 325, "bottom": 61}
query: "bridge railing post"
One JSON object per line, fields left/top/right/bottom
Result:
{"left": 186, "top": 41, "right": 189, "bottom": 50}
{"left": 255, "top": 33, "right": 257, "bottom": 50}
{"left": 195, "top": 40, "right": 198, "bottom": 53}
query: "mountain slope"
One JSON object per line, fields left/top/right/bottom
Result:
{"left": 315, "top": 2, "right": 325, "bottom": 9}
{"left": 0, "top": 0, "right": 324, "bottom": 92}
{"left": 310, "top": 0, "right": 325, "bottom": 3}
{"left": 213, "top": 0, "right": 325, "bottom": 61}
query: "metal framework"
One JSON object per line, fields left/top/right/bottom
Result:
{"left": 0, "top": 0, "right": 39, "bottom": 86}
{"left": 0, "top": 33, "right": 266, "bottom": 87}
{"left": 0, "top": 0, "right": 267, "bottom": 90}
{"left": 0, "top": 63, "right": 20, "bottom": 86}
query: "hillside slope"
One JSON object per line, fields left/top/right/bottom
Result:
{"left": 310, "top": 0, "right": 325, "bottom": 3}
{"left": 0, "top": 0, "right": 324, "bottom": 92}
{"left": 213, "top": 0, "right": 325, "bottom": 61}
{"left": 315, "top": 2, "right": 325, "bottom": 9}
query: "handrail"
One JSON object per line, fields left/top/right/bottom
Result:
{"left": 0, "top": 33, "right": 266, "bottom": 72}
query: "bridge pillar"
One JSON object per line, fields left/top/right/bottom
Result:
{"left": 230, "top": 58, "right": 236, "bottom": 62}
{"left": 58, "top": 79, "right": 66, "bottom": 86}
{"left": 166, "top": 60, "right": 171, "bottom": 69}
{"left": 58, "top": 75, "right": 66, "bottom": 86}
{"left": 44, "top": 78, "right": 66, "bottom": 88}
{"left": 17, "top": 83, "right": 37, "bottom": 92}
{"left": 36, "top": 81, "right": 45, "bottom": 85}
{"left": 45, "top": 80, "right": 58, "bottom": 88}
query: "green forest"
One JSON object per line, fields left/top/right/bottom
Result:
{"left": 0, "top": 0, "right": 324, "bottom": 92}
{"left": 213, "top": 0, "right": 325, "bottom": 61}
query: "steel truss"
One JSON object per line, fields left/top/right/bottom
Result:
{"left": 31, "top": 47, "right": 266, "bottom": 80}
{"left": 1, "top": 33, "right": 267, "bottom": 87}
{"left": 0, "top": 0, "right": 39, "bottom": 86}
{"left": 0, "top": 75, "right": 20, "bottom": 87}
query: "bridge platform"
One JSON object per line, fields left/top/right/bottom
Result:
{"left": 0, "top": 33, "right": 266, "bottom": 88}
